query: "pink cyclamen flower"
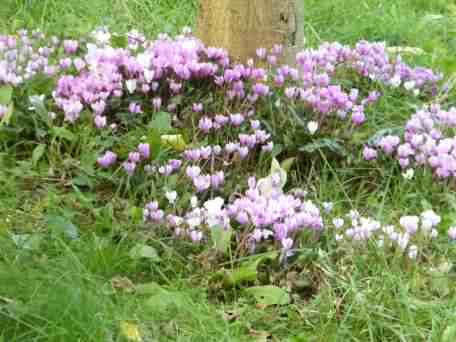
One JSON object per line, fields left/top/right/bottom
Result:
{"left": 192, "top": 103, "right": 203, "bottom": 113}
{"left": 448, "top": 227, "right": 456, "bottom": 240}
{"left": 94, "top": 116, "right": 107, "bottom": 129}
{"left": 63, "top": 40, "right": 78, "bottom": 54}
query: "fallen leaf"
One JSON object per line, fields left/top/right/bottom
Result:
{"left": 111, "top": 276, "right": 135, "bottom": 293}
{"left": 119, "top": 321, "right": 142, "bottom": 341}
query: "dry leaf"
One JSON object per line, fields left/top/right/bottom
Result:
{"left": 111, "top": 276, "right": 135, "bottom": 293}
{"left": 119, "top": 321, "right": 142, "bottom": 341}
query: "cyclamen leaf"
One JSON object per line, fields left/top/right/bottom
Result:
{"left": 32, "top": 144, "right": 46, "bottom": 166}
{"left": 0, "top": 85, "right": 13, "bottom": 105}
{"left": 149, "top": 111, "right": 171, "bottom": 132}
{"left": 210, "top": 225, "right": 232, "bottom": 254}
{"left": 245, "top": 285, "right": 291, "bottom": 306}
{"left": 47, "top": 215, "right": 79, "bottom": 240}
{"left": 161, "top": 134, "right": 187, "bottom": 151}
{"left": 270, "top": 157, "right": 287, "bottom": 188}
{"left": 129, "top": 244, "right": 160, "bottom": 261}
{"left": 51, "top": 127, "right": 76, "bottom": 142}
{"left": 300, "top": 138, "right": 347, "bottom": 156}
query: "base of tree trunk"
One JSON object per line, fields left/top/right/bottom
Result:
{"left": 197, "top": 0, "right": 305, "bottom": 64}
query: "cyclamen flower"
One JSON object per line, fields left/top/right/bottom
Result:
{"left": 128, "top": 152, "right": 141, "bottom": 163}
{"left": 123, "top": 161, "right": 136, "bottom": 176}
{"left": 138, "top": 143, "right": 150, "bottom": 159}
{"left": 399, "top": 216, "right": 419, "bottom": 234}
{"left": 192, "top": 103, "right": 203, "bottom": 113}
{"left": 332, "top": 218, "right": 344, "bottom": 229}
{"left": 165, "top": 191, "right": 178, "bottom": 204}
{"left": 193, "top": 175, "right": 211, "bottom": 192}
{"left": 307, "top": 121, "right": 318, "bottom": 135}
{"left": 420, "top": 210, "right": 440, "bottom": 231}
{"left": 94, "top": 115, "right": 107, "bottom": 129}
{"left": 186, "top": 166, "right": 201, "bottom": 179}
{"left": 198, "top": 117, "right": 213, "bottom": 133}
{"left": 129, "top": 102, "right": 142, "bottom": 113}
{"left": 363, "top": 146, "right": 377, "bottom": 161}
{"left": 448, "top": 227, "right": 456, "bottom": 240}
{"left": 97, "top": 151, "right": 117, "bottom": 168}
{"left": 63, "top": 40, "right": 78, "bottom": 54}
{"left": 152, "top": 97, "right": 162, "bottom": 111}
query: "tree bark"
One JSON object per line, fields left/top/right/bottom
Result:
{"left": 197, "top": 0, "right": 305, "bottom": 64}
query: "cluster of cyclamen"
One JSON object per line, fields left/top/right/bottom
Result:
{"left": 144, "top": 175, "right": 323, "bottom": 255}
{"left": 331, "top": 209, "right": 442, "bottom": 259}
{"left": 364, "top": 104, "right": 456, "bottom": 180}
{"left": 0, "top": 29, "right": 82, "bottom": 87}
{"left": 49, "top": 27, "right": 443, "bottom": 131}
{"left": 280, "top": 41, "right": 441, "bottom": 125}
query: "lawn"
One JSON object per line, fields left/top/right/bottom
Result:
{"left": 0, "top": 1, "right": 455, "bottom": 341}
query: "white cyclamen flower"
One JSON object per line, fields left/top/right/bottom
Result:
{"left": 402, "top": 169, "right": 414, "bottom": 180}
{"left": 165, "top": 191, "right": 178, "bottom": 204}
{"left": 307, "top": 121, "right": 319, "bottom": 135}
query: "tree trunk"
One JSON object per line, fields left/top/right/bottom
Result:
{"left": 197, "top": 0, "right": 305, "bottom": 64}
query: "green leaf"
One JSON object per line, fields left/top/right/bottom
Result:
{"left": 223, "top": 252, "right": 278, "bottom": 286}
{"left": 51, "top": 126, "right": 76, "bottom": 142}
{"left": 300, "top": 138, "right": 347, "bottom": 156}
{"left": 161, "top": 134, "right": 187, "bottom": 151}
{"left": 280, "top": 157, "right": 296, "bottom": 172}
{"left": 111, "top": 34, "right": 128, "bottom": 48}
{"left": 210, "top": 225, "right": 232, "bottom": 254}
{"left": 32, "top": 144, "right": 46, "bottom": 167}
{"left": 10, "top": 233, "right": 42, "bottom": 250}
{"left": 245, "top": 285, "right": 290, "bottom": 306}
{"left": 147, "top": 129, "right": 162, "bottom": 159}
{"left": 0, "top": 103, "right": 14, "bottom": 126}
{"left": 0, "top": 85, "right": 13, "bottom": 105}
{"left": 47, "top": 215, "right": 79, "bottom": 240}
{"left": 149, "top": 112, "right": 171, "bottom": 132}
{"left": 442, "top": 324, "right": 456, "bottom": 342}
{"left": 270, "top": 157, "right": 287, "bottom": 188}
{"left": 129, "top": 244, "right": 160, "bottom": 261}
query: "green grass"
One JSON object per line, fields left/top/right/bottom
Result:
{"left": 1, "top": 1, "right": 456, "bottom": 341}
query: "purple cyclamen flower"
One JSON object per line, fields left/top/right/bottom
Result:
{"left": 123, "top": 161, "right": 137, "bottom": 176}
{"left": 211, "top": 171, "right": 225, "bottom": 189}
{"left": 230, "top": 113, "right": 244, "bottom": 126}
{"left": 363, "top": 146, "right": 378, "bottom": 161}
{"left": 198, "top": 117, "right": 213, "bottom": 133}
{"left": 128, "top": 152, "right": 141, "bottom": 163}
{"left": 351, "top": 111, "right": 366, "bottom": 125}
{"left": 252, "top": 83, "right": 269, "bottom": 97}
{"left": 193, "top": 175, "right": 211, "bottom": 192}
{"left": 138, "top": 143, "right": 150, "bottom": 159}
{"left": 186, "top": 166, "right": 201, "bottom": 179}
{"left": 129, "top": 102, "right": 142, "bottom": 113}
{"left": 97, "top": 151, "right": 117, "bottom": 168}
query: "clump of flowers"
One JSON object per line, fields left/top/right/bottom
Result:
{"left": 365, "top": 104, "right": 456, "bottom": 181}
{"left": 331, "top": 209, "right": 442, "bottom": 260}
{"left": 144, "top": 160, "right": 323, "bottom": 257}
